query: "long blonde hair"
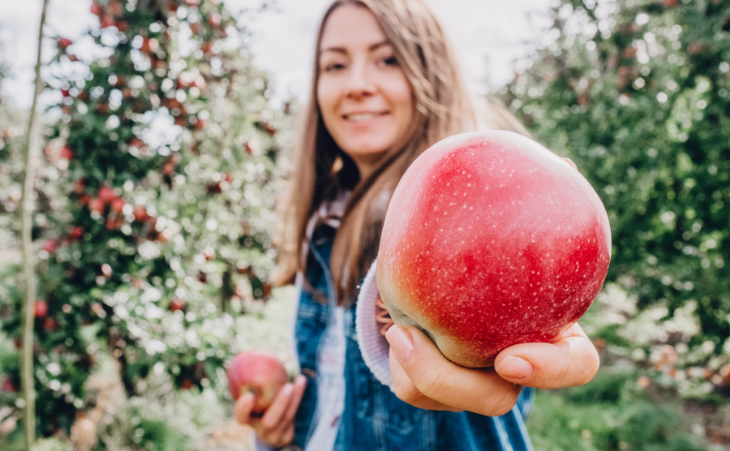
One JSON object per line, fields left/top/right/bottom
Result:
{"left": 275, "top": 0, "right": 522, "bottom": 304}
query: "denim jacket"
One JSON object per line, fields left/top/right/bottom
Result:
{"left": 293, "top": 224, "right": 535, "bottom": 451}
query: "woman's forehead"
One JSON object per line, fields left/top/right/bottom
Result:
{"left": 319, "top": 4, "right": 390, "bottom": 52}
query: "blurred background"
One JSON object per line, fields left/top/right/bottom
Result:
{"left": 1, "top": 0, "right": 729, "bottom": 450}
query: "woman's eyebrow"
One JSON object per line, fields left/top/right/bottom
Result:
{"left": 320, "top": 40, "right": 391, "bottom": 55}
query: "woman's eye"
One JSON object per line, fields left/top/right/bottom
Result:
{"left": 382, "top": 56, "right": 398, "bottom": 66}
{"left": 324, "top": 63, "right": 345, "bottom": 72}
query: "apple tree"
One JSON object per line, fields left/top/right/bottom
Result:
{"left": 0, "top": 0, "right": 283, "bottom": 437}
{"left": 502, "top": 0, "right": 730, "bottom": 389}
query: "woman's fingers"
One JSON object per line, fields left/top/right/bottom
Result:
{"left": 234, "top": 392, "right": 255, "bottom": 425}
{"left": 261, "top": 382, "right": 294, "bottom": 430}
{"left": 494, "top": 323, "right": 599, "bottom": 389}
{"left": 283, "top": 375, "right": 307, "bottom": 423}
{"left": 388, "top": 350, "right": 461, "bottom": 411}
{"left": 386, "top": 325, "right": 522, "bottom": 417}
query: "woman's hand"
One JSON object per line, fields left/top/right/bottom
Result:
{"left": 385, "top": 322, "right": 599, "bottom": 416}
{"left": 234, "top": 375, "right": 307, "bottom": 448}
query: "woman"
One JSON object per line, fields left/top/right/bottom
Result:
{"left": 234, "top": 1, "right": 599, "bottom": 449}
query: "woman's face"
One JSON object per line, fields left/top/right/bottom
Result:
{"left": 317, "top": 4, "right": 414, "bottom": 178}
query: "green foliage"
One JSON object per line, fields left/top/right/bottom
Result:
{"left": 0, "top": 0, "right": 285, "bottom": 437}
{"left": 503, "top": 0, "right": 730, "bottom": 382}
{"left": 528, "top": 388, "right": 706, "bottom": 451}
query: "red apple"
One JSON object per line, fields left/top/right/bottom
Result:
{"left": 60, "top": 146, "right": 73, "bottom": 160}
{"left": 43, "top": 240, "right": 57, "bottom": 253}
{"left": 88, "top": 197, "right": 105, "bottom": 213}
{"left": 133, "top": 206, "right": 150, "bottom": 222}
{"left": 169, "top": 298, "right": 185, "bottom": 312}
{"left": 68, "top": 226, "right": 84, "bottom": 242}
{"left": 57, "top": 38, "right": 72, "bottom": 51}
{"left": 376, "top": 131, "right": 611, "bottom": 368}
{"left": 227, "top": 350, "right": 288, "bottom": 414}
{"left": 34, "top": 300, "right": 48, "bottom": 319}
{"left": 98, "top": 186, "right": 116, "bottom": 203}
{"left": 110, "top": 197, "right": 125, "bottom": 213}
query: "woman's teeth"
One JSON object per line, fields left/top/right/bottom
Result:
{"left": 347, "top": 113, "right": 381, "bottom": 121}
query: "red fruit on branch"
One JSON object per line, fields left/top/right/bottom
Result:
{"left": 61, "top": 88, "right": 71, "bottom": 98}
{"left": 108, "top": 0, "right": 122, "bottom": 16}
{"left": 34, "top": 300, "right": 49, "bottom": 319}
{"left": 74, "top": 178, "right": 85, "bottom": 194}
{"left": 140, "top": 38, "right": 159, "bottom": 54}
{"left": 60, "top": 146, "right": 73, "bottom": 160}
{"left": 190, "top": 22, "right": 201, "bottom": 35}
{"left": 89, "top": 198, "right": 105, "bottom": 213}
{"left": 200, "top": 41, "right": 213, "bottom": 55}
{"left": 2, "top": 378, "right": 17, "bottom": 393}
{"left": 110, "top": 197, "right": 125, "bottom": 213}
{"left": 100, "top": 15, "right": 115, "bottom": 29}
{"left": 227, "top": 350, "right": 289, "bottom": 414}
{"left": 106, "top": 218, "right": 122, "bottom": 230}
{"left": 133, "top": 206, "right": 150, "bottom": 222}
{"left": 68, "top": 226, "right": 84, "bottom": 242}
{"left": 43, "top": 318, "right": 58, "bottom": 331}
{"left": 90, "top": 2, "right": 103, "bottom": 17}
{"left": 162, "top": 162, "right": 175, "bottom": 175}
{"left": 169, "top": 298, "right": 186, "bottom": 311}
{"left": 43, "top": 240, "right": 57, "bottom": 253}
{"left": 377, "top": 131, "right": 611, "bottom": 368}
{"left": 58, "top": 38, "right": 73, "bottom": 51}
{"left": 98, "top": 186, "right": 116, "bottom": 203}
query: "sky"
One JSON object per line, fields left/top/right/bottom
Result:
{"left": 0, "top": 0, "right": 553, "bottom": 110}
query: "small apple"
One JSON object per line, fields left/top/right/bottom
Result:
{"left": 377, "top": 131, "right": 611, "bottom": 368}
{"left": 227, "top": 350, "right": 288, "bottom": 414}
{"left": 34, "top": 300, "right": 48, "bottom": 319}
{"left": 60, "top": 146, "right": 73, "bottom": 160}
{"left": 133, "top": 206, "right": 150, "bottom": 222}
{"left": 68, "top": 226, "right": 84, "bottom": 242}
{"left": 169, "top": 298, "right": 185, "bottom": 312}
{"left": 90, "top": 2, "right": 103, "bottom": 16}
{"left": 57, "top": 38, "right": 72, "bottom": 51}
{"left": 43, "top": 240, "right": 57, "bottom": 253}
{"left": 110, "top": 197, "right": 125, "bottom": 213}
{"left": 2, "top": 378, "right": 17, "bottom": 392}
{"left": 88, "top": 198, "right": 105, "bottom": 213}
{"left": 98, "top": 186, "right": 116, "bottom": 203}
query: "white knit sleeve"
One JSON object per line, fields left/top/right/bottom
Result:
{"left": 355, "top": 260, "right": 393, "bottom": 387}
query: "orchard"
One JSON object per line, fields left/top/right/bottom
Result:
{"left": 1, "top": 0, "right": 285, "bottom": 447}
{"left": 1, "top": 0, "right": 730, "bottom": 450}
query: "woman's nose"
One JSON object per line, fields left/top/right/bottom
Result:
{"left": 345, "top": 61, "right": 374, "bottom": 99}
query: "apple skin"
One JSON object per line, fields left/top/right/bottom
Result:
{"left": 227, "top": 350, "right": 288, "bottom": 414}
{"left": 376, "top": 131, "right": 611, "bottom": 368}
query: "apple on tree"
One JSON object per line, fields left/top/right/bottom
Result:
{"left": 377, "top": 131, "right": 611, "bottom": 368}
{"left": 227, "top": 350, "right": 288, "bottom": 415}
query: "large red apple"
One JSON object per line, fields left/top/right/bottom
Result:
{"left": 227, "top": 350, "right": 288, "bottom": 414}
{"left": 376, "top": 131, "right": 611, "bottom": 368}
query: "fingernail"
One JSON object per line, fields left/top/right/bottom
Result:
{"left": 497, "top": 356, "right": 533, "bottom": 379}
{"left": 385, "top": 325, "right": 414, "bottom": 361}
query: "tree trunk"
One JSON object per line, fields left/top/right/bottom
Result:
{"left": 20, "top": 0, "right": 50, "bottom": 446}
